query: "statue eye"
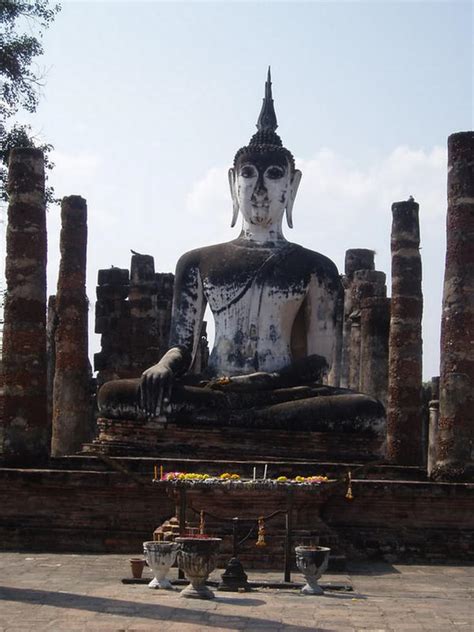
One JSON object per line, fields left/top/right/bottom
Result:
{"left": 240, "top": 165, "right": 257, "bottom": 178}
{"left": 266, "top": 166, "right": 285, "bottom": 179}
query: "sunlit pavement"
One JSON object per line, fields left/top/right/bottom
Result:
{"left": 0, "top": 553, "right": 472, "bottom": 631}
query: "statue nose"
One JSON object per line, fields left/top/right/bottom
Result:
{"left": 253, "top": 175, "right": 268, "bottom": 199}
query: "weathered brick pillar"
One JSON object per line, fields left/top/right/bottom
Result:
{"left": 155, "top": 272, "right": 175, "bottom": 360}
{"left": 340, "top": 249, "right": 375, "bottom": 388}
{"left": 360, "top": 296, "right": 391, "bottom": 407}
{"left": 129, "top": 254, "right": 161, "bottom": 374}
{"left": 432, "top": 132, "right": 474, "bottom": 481}
{"left": 46, "top": 295, "right": 57, "bottom": 426}
{"left": 1, "top": 148, "right": 48, "bottom": 464}
{"left": 51, "top": 196, "right": 90, "bottom": 457}
{"left": 348, "top": 269, "right": 387, "bottom": 391}
{"left": 348, "top": 319, "right": 361, "bottom": 390}
{"left": 94, "top": 267, "right": 130, "bottom": 387}
{"left": 386, "top": 198, "right": 423, "bottom": 465}
{"left": 329, "top": 289, "right": 344, "bottom": 387}
{"left": 427, "top": 376, "right": 440, "bottom": 477}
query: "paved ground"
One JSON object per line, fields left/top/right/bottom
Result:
{"left": 0, "top": 553, "right": 472, "bottom": 631}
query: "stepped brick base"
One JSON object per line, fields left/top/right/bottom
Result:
{"left": 89, "top": 417, "right": 385, "bottom": 462}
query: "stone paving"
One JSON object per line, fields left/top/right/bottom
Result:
{"left": 0, "top": 553, "right": 472, "bottom": 631}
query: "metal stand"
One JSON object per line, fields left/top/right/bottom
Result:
{"left": 218, "top": 518, "right": 251, "bottom": 592}
{"left": 218, "top": 557, "right": 251, "bottom": 592}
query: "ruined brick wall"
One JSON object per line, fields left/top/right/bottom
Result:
{"left": 0, "top": 469, "right": 472, "bottom": 564}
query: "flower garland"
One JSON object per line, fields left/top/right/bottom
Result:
{"left": 156, "top": 471, "right": 329, "bottom": 484}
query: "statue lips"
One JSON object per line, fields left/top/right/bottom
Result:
{"left": 250, "top": 202, "right": 270, "bottom": 225}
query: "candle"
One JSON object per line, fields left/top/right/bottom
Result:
{"left": 263, "top": 464, "right": 268, "bottom": 480}
{"left": 160, "top": 465, "right": 164, "bottom": 480}
{"left": 253, "top": 467, "right": 256, "bottom": 481}
{"left": 154, "top": 465, "right": 158, "bottom": 480}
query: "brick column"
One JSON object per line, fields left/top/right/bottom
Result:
{"left": 360, "top": 296, "right": 391, "bottom": 407}
{"left": 1, "top": 148, "right": 48, "bottom": 464}
{"left": 386, "top": 198, "right": 423, "bottom": 465}
{"left": 94, "top": 267, "right": 130, "bottom": 387}
{"left": 46, "top": 295, "right": 57, "bottom": 426}
{"left": 432, "top": 132, "right": 474, "bottom": 481}
{"left": 348, "top": 319, "right": 361, "bottom": 390}
{"left": 129, "top": 254, "right": 161, "bottom": 374}
{"left": 340, "top": 249, "right": 375, "bottom": 388}
{"left": 348, "top": 270, "right": 387, "bottom": 391}
{"left": 51, "top": 196, "right": 90, "bottom": 456}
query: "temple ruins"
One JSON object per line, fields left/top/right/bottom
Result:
{"left": 0, "top": 78, "right": 472, "bottom": 567}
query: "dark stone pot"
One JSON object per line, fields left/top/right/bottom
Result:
{"left": 176, "top": 537, "right": 222, "bottom": 599}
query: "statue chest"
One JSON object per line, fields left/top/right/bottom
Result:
{"left": 201, "top": 261, "right": 309, "bottom": 324}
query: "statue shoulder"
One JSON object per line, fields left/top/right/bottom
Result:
{"left": 287, "top": 244, "right": 341, "bottom": 294}
{"left": 175, "top": 242, "right": 234, "bottom": 273}
{"left": 290, "top": 243, "right": 339, "bottom": 276}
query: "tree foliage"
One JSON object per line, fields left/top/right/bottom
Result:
{"left": 1, "top": 0, "right": 59, "bottom": 118}
{"left": 0, "top": 123, "right": 56, "bottom": 203}
{"left": 0, "top": 0, "right": 60, "bottom": 203}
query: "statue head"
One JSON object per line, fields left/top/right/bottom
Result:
{"left": 228, "top": 69, "right": 302, "bottom": 230}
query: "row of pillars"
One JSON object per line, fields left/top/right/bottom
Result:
{"left": 1, "top": 148, "right": 90, "bottom": 464}
{"left": 337, "top": 133, "right": 473, "bottom": 476}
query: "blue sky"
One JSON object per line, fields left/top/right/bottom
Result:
{"left": 6, "top": 0, "right": 474, "bottom": 379}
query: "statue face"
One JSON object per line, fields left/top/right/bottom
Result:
{"left": 235, "top": 154, "right": 292, "bottom": 227}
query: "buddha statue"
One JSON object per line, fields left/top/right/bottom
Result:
{"left": 98, "top": 70, "right": 385, "bottom": 445}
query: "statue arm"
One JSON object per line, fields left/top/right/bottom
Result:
{"left": 304, "top": 271, "right": 341, "bottom": 384}
{"left": 140, "top": 251, "right": 206, "bottom": 416}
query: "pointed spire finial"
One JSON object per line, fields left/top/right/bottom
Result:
{"left": 256, "top": 66, "right": 278, "bottom": 133}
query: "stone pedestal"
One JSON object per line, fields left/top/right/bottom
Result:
{"left": 386, "top": 199, "right": 423, "bottom": 465}
{"left": 1, "top": 148, "right": 48, "bottom": 465}
{"left": 432, "top": 132, "right": 474, "bottom": 481}
{"left": 51, "top": 196, "right": 90, "bottom": 457}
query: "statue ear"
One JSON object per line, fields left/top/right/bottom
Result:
{"left": 228, "top": 167, "right": 240, "bottom": 227}
{"left": 286, "top": 169, "right": 302, "bottom": 229}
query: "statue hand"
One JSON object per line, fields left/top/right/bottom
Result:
{"left": 139, "top": 363, "right": 174, "bottom": 417}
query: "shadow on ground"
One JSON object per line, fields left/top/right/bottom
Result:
{"left": 0, "top": 585, "right": 337, "bottom": 631}
{"left": 346, "top": 561, "right": 401, "bottom": 575}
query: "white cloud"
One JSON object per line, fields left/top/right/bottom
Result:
{"left": 50, "top": 150, "right": 102, "bottom": 196}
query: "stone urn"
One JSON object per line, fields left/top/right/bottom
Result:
{"left": 143, "top": 541, "right": 178, "bottom": 589}
{"left": 176, "top": 537, "right": 222, "bottom": 599}
{"left": 295, "top": 546, "right": 330, "bottom": 595}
